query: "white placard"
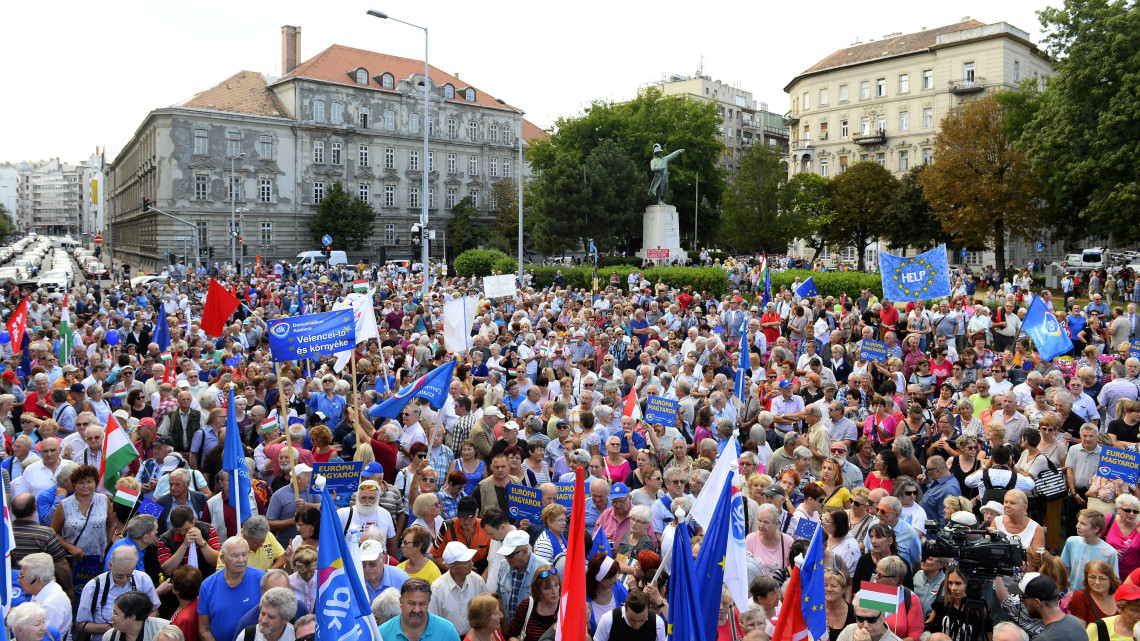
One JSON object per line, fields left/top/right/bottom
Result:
{"left": 483, "top": 274, "right": 516, "bottom": 299}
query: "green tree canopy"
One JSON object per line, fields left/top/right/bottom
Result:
{"left": 881, "top": 165, "right": 952, "bottom": 252}
{"left": 307, "top": 181, "right": 376, "bottom": 251}
{"left": 445, "top": 196, "right": 483, "bottom": 260}
{"left": 780, "top": 172, "right": 833, "bottom": 263}
{"left": 719, "top": 145, "right": 787, "bottom": 253}
{"left": 828, "top": 162, "right": 898, "bottom": 271}
{"left": 583, "top": 140, "right": 645, "bottom": 253}
{"left": 529, "top": 153, "right": 592, "bottom": 255}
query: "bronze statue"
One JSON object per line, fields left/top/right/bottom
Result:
{"left": 648, "top": 143, "right": 684, "bottom": 205}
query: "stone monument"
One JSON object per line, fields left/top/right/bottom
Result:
{"left": 641, "top": 143, "right": 686, "bottom": 264}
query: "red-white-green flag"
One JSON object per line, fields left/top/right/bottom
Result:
{"left": 99, "top": 413, "right": 138, "bottom": 493}
{"left": 859, "top": 581, "right": 900, "bottom": 614}
{"left": 352, "top": 279, "right": 368, "bottom": 293}
{"left": 113, "top": 485, "right": 139, "bottom": 508}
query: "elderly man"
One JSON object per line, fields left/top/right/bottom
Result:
{"left": 1066, "top": 423, "right": 1104, "bottom": 535}
{"left": 10, "top": 493, "right": 71, "bottom": 593}
{"left": 2, "top": 434, "right": 40, "bottom": 485}
{"left": 596, "top": 482, "right": 657, "bottom": 546}
{"left": 76, "top": 545, "right": 161, "bottom": 639}
{"left": 992, "top": 393, "right": 1030, "bottom": 445}
{"left": 106, "top": 514, "right": 159, "bottom": 572}
{"left": 337, "top": 479, "right": 397, "bottom": 542}
{"left": 804, "top": 405, "right": 831, "bottom": 477}
{"left": 496, "top": 529, "right": 544, "bottom": 617}
{"left": 766, "top": 431, "right": 803, "bottom": 477}
{"left": 1067, "top": 378, "right": 1101, "bottom": 426}
{"left": 197, "top": 537, "right": 266, "bottom": 641}
{"left": 1100, "top": 360, "right": 1138, "bottom": 422}
{"left": 919, "top": 456, "right": 962, "bottom": 526}
{"left": 862, "top": 496, "right": 923, "bottom": 566}
{"left": 12, "top": 437, "right": 63, "bottom": 498}
{"left": 770, "top": 379, "right": 805, "bottom": 432}
{"left": 230, "top": 568, "right": 312, "bottom": 635}
{"left": 65, "top": 423, "right": 105, "bottom": 468}
{"left": 18, "top": 553, "right": 71, "bottom": 640}
{"left": 360, "top": 539, "right": 410, "bottom": 603}
{"left": 584, "top": 478, "right": 611, "bottom": 533}
{"left": 828, "top": 401, "right": 858, "bottom": 450}
{"left": 265, "top": 462, "right": 320, "bottom": 542}
{"left": 234, "top": 587, "right": 297, "bottom": 641}
{"left": 232, "top": 515, "right": 286, "bottom": 572}
{"left": 428, "top": 542, "right": 488, "bottom": 635}
{"left": 834, "top": 591, "right": 903, "bottom": 641}
{"left": 377, "top": 577, "right": 460, "bottom": 641}
{"left": 475, "top": 453, "right": 520, "bottom": 516}
{"left": 154, "top": 467, "right": 209, "bottom": 532}
{"left": 159, "top": 391, "right": 202, "bottom": 456}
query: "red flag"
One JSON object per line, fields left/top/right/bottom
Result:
{"left": 770, "top": 564, "right": 809, "bottom": 641}
{"left": 6, "top": 296, "right": 28, "bottom": 351}
{"left": 622, "top": 387, "right": 642, "bottom": 421}
{"left": 202, "top": 278, "right": 240, "bottom": 336}
{"left": 556, "top": 467, "right": 587, "bottom": 641}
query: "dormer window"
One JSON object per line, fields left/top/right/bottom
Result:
{"left": 464, "top": 88, "right": 475, "bottom": 101}
{"left": 355, "top": 69, "right": 368, "bottom": 85}
{"left": 443, "top": 84, "right": 455, "bottom": 99}
{"left": 379, "top": 73, "right": 394, "bottom": 89}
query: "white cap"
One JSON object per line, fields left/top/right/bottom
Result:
{"left": 484, "top": 407, "right": 504, "bottom": 419}
{"left": 359, "top": 539, "right": 384, "bottom": 562}
{"left": 497, "top": 530, "right": 531, "bottom": 556}
{"left": 442, "top": 541, "right": 476, "bottom": 565}
{"left": 294, "top": 463, "right": 313, "bottom": 475}
{"left": 160, "top": 454, "right": 183, "bottom": 474}
{"left": 950, "top": 511, "right": 978, "bottom": 526}
{"left": 981, "top": 501, "right": 1005, "bottom": 516}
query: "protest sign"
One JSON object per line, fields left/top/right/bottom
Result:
{"left": 267, "top": 310, "right": 356, "bottom": 362}
{"left": 309, "top": 461, "right": 364, "bottom": 494}
{"left": 508, "top": 483, "right": 543, "bottom": 521}
{"left": 483, "top": 274, "right": 516, "bottom": 299}
{"left": 859, "top": 340, "right": 889, "bottom": 363}
{"left": 645, "top": 396, "right": 679, "bottom": 426}
{"left": 1131, "top": 338, "right": 1140, "bottom": 360}
{"left": 555, "top": 482, "right": 575, "bottom": 509}
{"left": 1098, "top": 447, "right": 1140, "bottom": 485}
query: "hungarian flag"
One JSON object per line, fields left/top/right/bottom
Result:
{"left": 201, "top": 278, "right": 240, "bottom": 336}
{"left": 110, "top": 391, "right": 128, "bottom": 407}
{"left": 113, "top": 485, "right": 139, "bottom": 508}
{"left": 622, "top": 387, "right": 642, "bottom": 421}
{"left": 99, "top": 413, "right": 138, "bottom": 493}
{"left": 5, "top": 296, "right": 28, "bottom": 354}
{"left": 858, "top": 581, "right": 900, "bottom": 614}
{"left": 353, "top": 279, "right": 368, "bottom": 293}
{"left": 58, "top": 295, "right": 73, "bottom": 364}
{"left": 159, "top": 351, "right": 172, "bottom": 361}
{"left": 260, "top": 417, "right": 279, "bottom": 433}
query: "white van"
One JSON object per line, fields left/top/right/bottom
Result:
{"left": 296, "top": 250, "right": 347, "bottom": 267}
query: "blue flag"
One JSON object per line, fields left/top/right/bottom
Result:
{"left": 267, "top": 310, "right": 356, "bottom": 363}
{"left": 666, "top": 513, "right": 705, "bottom": 641}
{"left": 794, "top": 276, "right": 819, "bottom": 298}
{"left": 694, "top": 477, "right": 733, "bottom": 641}
{"left": 368, "top": 359, "right": 456, "bottom": 419}
{"left": 879, "top": 245, "right": 952, "bottom": 302}
{"left": 136, "top": 496, "right": 163, "bottom": 519}
{"left": 0, "top": 462, "right": 14, "bottom": 621}
{"left": 733, "top": 352, "right": 748, "bottom": 404}
{"left": 589, "top": 526, "right": 612, "bottom": 558}
{"left": 223, "top": 387, "right": 253, "bottom": 525}
{"left": 16, "top": 333, "right": 29, "bottom": 380}
{"left": 801, "top": 521, "right": 828, "bottom": 639}
{"left": 1024, "top": 294, "right": 1073, "bottom": 362}
{"left": 153, "top": 307, "right": 171, "bottom": 352}
{"left": 316, "top": 487, "right": 378, "bottom": 641}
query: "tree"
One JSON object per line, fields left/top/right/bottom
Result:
{"left": 446, "top": 196, "right": 483, "bottom": 260}
{"left": 718, "top": 145, "right": 787, "bottom": 253}
{"left": 780, "top": 172, "right": 833, "bottom": 263}
{"left": 0, "top": 204, "right": 13, "bottom": 239}
{"left": 1015, "top": 0, "right": 1140, "bottom": 243}
{"left": 488, "top": 179, "right": 520, "bottom": 253}
{"left": 307, "top": 181, "right": 376, "bottom": 251}
{"left": 529, "top": 153, "right": 592, "bottom": 255}
{"left": 882, "top": 165, "right": 953, "bottom": 251}
{"left": 828, "top": 162, "right": 898, "bottom": 271}
{"left": 919, "top": 94, "right": 1042, "bottom": 280}
{"left": 583, "top": 140, "right": 645, "bottom": 253}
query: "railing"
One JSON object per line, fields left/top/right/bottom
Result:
{"left": 791, "top": 139, "right": 814, "bottom": 151}
{"left": 948, "top": 78, "right": 986, "bottom": 94}
{"left": 853, "top": 130, "right": 887, "bottom": 145}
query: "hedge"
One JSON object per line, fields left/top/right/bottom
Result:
{"left": 770, "top": 269, "right": 884, "bottom": 299}
{"left": 688, "top": 250, "right": 729, "bottom": 263}
{"left": 454, "top": 249, "right": 512, "bottom": 277}
{"left": 598, "top": 256, "right": 644, "bottom": 268}
{"left": 526, "top": 265, "right": 730, "bottom": 297}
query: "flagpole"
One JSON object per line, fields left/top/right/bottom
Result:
{"left": 275, "top": 363, "right": 299, "bottom": 496}
{"left": 227, "top": 383, "right": 242, "bottom": 523}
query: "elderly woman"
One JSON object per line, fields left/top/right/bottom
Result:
{"left": 995, "top": 489, "right": 1046, "bottom": 550}
{"left": 942, "top": 496, "right": 973, "bottom": 523}
{"left": 616, "top": 505, "right": 657, "bottom": 574}
{"left": 0, "top": 393, "right": 17, "bottom": 437}
{"left": 81, "top": 383, "right": 113, "bottom": 424}
{"left": 746, "top": 503, "right": 793, "bottom": 577}
{"left": 168, "top": 565, "right": 201, "bottom": 641}
{"left": 409, "top": 493, "right": 444, "bottom": 550}
{"left": 7, "top": 602, "right": 51, "bottom": 641}
{"left": 464, "top": 593, "right": 505, "bottom": 641}
{"left": 104, "top": 590, "right": 171, "bottom": 641}
{"left": 893, "top": 477, "right": 927, "bottom": 536}
{"left": 1106, "top": 493, "right": 1140, "bottom": 579}
{"left": 288, "top": 545, "right": 318, "bottom": 613}
{"left": 629, "top": 464, "right": 662, "bottom": 508}
{"left": 534, "top": 503, "right": 568, "bottom": 561}
{"left": 397, "top": 525, "right": 441, "bottom": 583}
{"left": 52, "top": 464, "right": 112, "bottom": 559}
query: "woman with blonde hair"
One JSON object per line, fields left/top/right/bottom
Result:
{"left": 464, "top": 593, "right": 505, "bottom": 641}
{"left": 288, "top": 545, "right": 318, "bottom": 613}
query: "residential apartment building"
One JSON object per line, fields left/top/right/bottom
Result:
{"left": 18, "top": 159, "right": 84, "bottom": 235}
{"left": 0, "top": 164, "right": 19, "bottom": 224}
{"left": 782, "top": 20, "right": 1052, "bottom": 268}
{"left": 107, "top": 26, "right": 546, "bottom": 270}
{"left": 639, "top": 73, "right": 788, "bottom": 174}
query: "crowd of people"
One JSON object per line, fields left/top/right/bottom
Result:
{"left": 7, "top": 247, "right": 1140, "bottom": 641}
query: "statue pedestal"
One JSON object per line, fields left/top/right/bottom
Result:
{"left": 639, "top": 204, "right": 686, "bottom": 264}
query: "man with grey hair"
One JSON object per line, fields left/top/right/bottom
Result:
{"left": 17, "top": 553, "right": 70, "bottom": 638}
{"left": 106, "top": 515, "right": 158, "bottom": 572}
{"left": 863, "top": 495, "right": 921, "bottom": 566}
{"left": 1013, "top": 370, "right": 1044, "bottom": 412}
{"left": 804, "top": 405, "right": 830, "bottom": 477}
{"left": 233, "top": 586, "right": 298, "bottom": 641}
{"left": 993, "top": 622, "right": 1030, "bottom": 641}
{"left": 690, "top": 468, "right": 711, "bottom": 499}
{"left": 496, "top": 529, "right": 542, "bottom": 616}
{"left": 766, "top": 431, "right": 801, "bottom": 477}
{"left": 1099, "top": 359, "right": 1138, "bottom": 422}
{"left": 76, "top": 545, "right": 161, "bottom": 638}
{"left": 198, "top": 537, "right": 266, "bottom": 641}
{"left": 239, "top": 515, "right": 285, "bottom": 571}
{"left": 371, "top": 587, "right": 402, "bottom": 626}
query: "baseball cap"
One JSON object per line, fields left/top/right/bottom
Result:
{"left": 294, "top": 463, "right": 313, "bottom": 475}
{"left": 498, "top": 530, "right": 531, "bottom": 556}
{"left": 981, "top": 501, "right": 1005, "bottom": 516}
{"left": 359, "top": 539, "right": 385, "bottom": 562}
{"left": 1117, "top": 583, "right": 1140, "bottom": 603}
{"left": 950, "top": 511, "right": 978, "bottom": 527}
{"left": 153, "top": 436, "right": 175, "bottom": 448}
{"left": 503, "top": 421, "right": 520, "bottom": 432}
{"left": 610, "top": 482, "right": 631, "bottom": 500}
{"left": 69, "top": 383, "right": 85, "bottom": 394}
{"left": 762, "top": 484, "right": 786, "bottom": 498}
{"left": 311, "top": 411, "right": 328, "bottom": 423}
{"left": 1012, "top": 573, "right": 1059, "bottom": 601}
{"left": 457, "top": 496, "right": 479, "bottom": 518}
{"left": 361, "top": 462, "right": 384, "bottom": 478}
{"left": 61, "top": 365, "right": 77, "bottom": 373}
{"left": 442, "top": 541, "right": 477, "bottom": 565}
{"left": 778, "top": 379, "right": 792, "bottom": 389}
{"left": 484, "top": 407, "right": 504, "bottom": 419}
{"left": 137, "top": 417, "right": 157, "bottom": 429}
{"left": 160, "top": 454, "right": 184, "bottom": 474}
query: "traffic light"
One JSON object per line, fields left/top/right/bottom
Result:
{"left": 324, "top": 245, "right": 331, "bottom": 259}
{"left": 141, "top": 197, "right": 151, "bottom": 213}
{"left": 242, "top": 244, "right": 248, "bottom": 257}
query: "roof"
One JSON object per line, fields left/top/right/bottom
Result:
{"left": 522, "top": 120, "right": 549, "bottom": 144}
{"left": 786, "top": 20, "right": 986, "bottom": 91}
{"left": 177, "top": 70, "right": 290, "bottom": 118}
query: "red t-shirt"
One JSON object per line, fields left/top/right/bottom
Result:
{"left": 678, "top": 292, "right": 693, "bottom": 310}
{"left": 761, "top": 312, "right": 782, "bottom": 343}
{"left": 880, "top": 306, "right": 900, "bottom": 332}
{"left": 23, "top": 391, "right": 52, "bottom": 419}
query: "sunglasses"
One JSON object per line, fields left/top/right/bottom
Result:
{"left": 856, "top": 614, "right": 883, "bottom": 624}
{"left": 537, "top": 567, "right": 560, "bottom": 579}
{"left": 904, "top": 490, "right": 917, "bottom": 496}
{"left": 1122, "top": 508, "right": 1140, "bottom": 515}
{"left": 400, "top": 581, "right": 432, "bottom": 595}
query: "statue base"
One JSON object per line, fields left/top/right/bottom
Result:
{"left": 639, "top": 204, "right": 686, "bottom": 264}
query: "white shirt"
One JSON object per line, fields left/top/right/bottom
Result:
{"left": 33, "top": 581, "right": 73, "bottom": 641}
{"left": 13, "top": 460, "right": 61, "bottom": 498}
{"left": 337, "top": 504, "right": 396, "bottom": 540}
{"left": 428, "top": 570, "right": 489, "bottom": 636}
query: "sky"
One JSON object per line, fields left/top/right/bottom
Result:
{"left": 0, "top": 0, "right": 1059, "bottom": 165}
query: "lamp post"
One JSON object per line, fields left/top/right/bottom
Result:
{"left": 368, "top": 9, "right": 430, "bottom": 302}
{"left": 230, "top": 152, "right": 245, "bottom": 271}
{"left": 496, "top": 98, "right": 525, "bottom": 289}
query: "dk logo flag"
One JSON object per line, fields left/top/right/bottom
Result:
{"left": 267, "top": 310, "right": 356, "bottom": 362}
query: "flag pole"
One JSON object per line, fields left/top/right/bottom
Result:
{"left": 227, "top": 383, "right": 241, "bottom": 523}
{"left": 275, "top": 362, "right": 299, "bottom": 496}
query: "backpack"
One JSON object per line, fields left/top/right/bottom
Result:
{"left": 981, "top": 468, "right": 1017, "bottom": 506}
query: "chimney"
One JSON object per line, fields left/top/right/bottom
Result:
{"left": 282, "top": 25, "right": 302, "bottom": 74}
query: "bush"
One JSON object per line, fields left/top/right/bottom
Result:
{"left": 769, "top": 269, "right": 884, "bottom": 299}
{"left": 525, "top": 265, "right": 730, "bottom": 297}
{"left": 598, "top": 256, "right": 644, "bottom": 268}
{"left": 688, "top": 250, "right": 729, "bottom": 264}
{"left": 492, "top": 256, "right": 518, "bottom": 274}
{"left": 454, "top": 249, "right": 511, "bottom": 277}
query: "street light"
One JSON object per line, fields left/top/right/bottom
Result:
{"left": 495, "top": 98, "right": 525, "bottom": 289}
{"left": 230, "top": 152, "right": 245, "bottom": 270}
{"left": 368, "top": 9, "right": 430, "bottom": 302}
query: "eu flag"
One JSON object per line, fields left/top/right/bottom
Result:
{"left": 153, "top": 307, "right": 171, "bottom": 353}
{"left": 223, "top": 387, "right": 253, "bottom": 525}
{"left": 588, "top": 526, "right": 612, "bottom": 559}
{"left": 666, "top": 513, "right": 705, "bottom": 641}
{"left": 879, "top": 245, "right": 951, "bottom": 302}
{"left": 800, "top": 521, "right": 828, "bottom": 639}
{"left": 1024, "top": 294, "right": 1073, "bottom": 362}
{"left": 733, "top": 352, "right": 748, "bottom": 403}
{"left": 316, "top": 487, "right": 379, "bottom": 641}
{"left": 694, "top": 477, "right": 733, "bottom": 641}
{"left": 794, "top": 276, "right": 819, "bottom": 298}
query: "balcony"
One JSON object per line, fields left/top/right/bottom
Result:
{"left": 783, "top": 111, "right": 800, "bottom": 127}
{"left": 948, "top": 77, "right": 986, "bottom": 94}
{"left": 791, "top": 139, "right": 814, "bottom": 151}
{"left": 853, "top": 130, "right": 887, "bottom": 146}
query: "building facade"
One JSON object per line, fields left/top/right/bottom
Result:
{"left": 639, "top": 73, "right": 788, "bottom": 174}
{"left": 0, "top": 164, "right": 19, "bottom": 226}
{"left": 107, "top": 27, "right": 545, "bottom": 271}
{"left": 17, "top": 159, "right": 84, "bottom": 235}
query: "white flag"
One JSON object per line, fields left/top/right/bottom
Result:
{"left": 333, "top": 290, "right": 380, "bottom": 372}
{"left": 690, "top": 438, "right": 750, "bottom": 611}
{"left": 443, "top": 296, "right": 480, "bottom": 355}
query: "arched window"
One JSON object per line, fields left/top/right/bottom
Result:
{"left": 380, "top": 73, "right": 394, "bottom": 89}
{"left": 443, "top": 84, "right": 455, "bottom": 99}
{"left": 464, "top": 88, "right": 475, "bottom": 101}
{"left": 355, "top": 69, "right": 368, "bottom": 85}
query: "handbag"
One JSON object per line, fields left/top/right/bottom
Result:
{"left": 1034, "top": 457, "right": 1068, "bottom": 501}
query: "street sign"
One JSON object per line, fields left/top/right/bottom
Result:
{"left": 647, "top": 248, "right": 670, "bottom": 259}
{"left": 94, "top": 235, "right": 103, "bottom": 244}
{"left": 321, "top": 234, "right": 333, "bottom": 246}
{"left": 1036, "top": 242, "right": 1044, "bottom": 251}
{"left": 960, "top": 249, "right": 968, "bottom": 258}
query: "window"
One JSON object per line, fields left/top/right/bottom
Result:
{"left": 355, "top": 69, "right": 368, "bottom": 85}
{"left": 410, "top": 150, "right": 420, "bottom": 171}
{"left": 469, "top": 155, "right": 479, "bottom": 175}
{"left": 875, "top": 78, "right": 886, "bottom": 97}
{"left": 331, "top": 143, "right": 342, "bottom": 165}
{"left": 469, "top": 190, "right": 478, "bottom": 207}
{"left": 840, "top": 120, "right": 849, "bottom": 138}
{"left": 259, "top": 135, "right": 273, "bottom": 159}
{"left": 197, "top": 222, "right": 208, "bottom": 249}
{"left": 898, "top": 74, "right": 909, "bottom": 94}
{"left": 923, "top": 149, "right": 934, "bottom": 165}
{"left": 313, "top": 100, "right": 325, "bottom": 122}
{"left": 259, "top": 178, "right": 272, "bottom": 203}
{"left": 384, "top": 147, "right": 395, "bottom": 169}
{"left": 465, "top": 88, "right": 475, "bottom": 101}
{"left": 875, "top": 153, "right": 885, "bottom": 167}
{"left": 428, "top": 152, "right": 435, "bottom": 172}
{"left": 819, "top": 88, "right": 828, "bottom": 106}
{"left": 839, "top": 84, "right": 849, "bottom": 103}
{"left": 385, "top": 223, "right": 395, "bottom": 242}
{"left": 428, "top": 115, "right": 434, "bottom": 136}
{"left": 384, "top": 185, "right": 395, "bottom": 207}
{"left": 1014, "top": 61, "right": 1020, "bottom": 81}
{"left": 359, "top": 108, "right": 371, "bottom": 129}
{"left": 923, "top": 108, "right": 934, "bottom": 128}
{"left": 491, "top": 124, "right": 500, "bottom": 143}
{"left": 447, "top": 153, "right": 457, "bottom": 174}
{"left": 443, "top": 84, "right": 455, "bottom": 99}
{"left": 447, "top": 118, "right": 457, "bottom": 139}
{"left": 359, "top": 184, "right": 370, "bottom": 203}
{"left": 381, "top": 73, "right": 394, "bottom": 89}
{"left": 428, "top": 188, "right": 434, "bottom": 208}
{"left": 384, "top": 110, "right": 395, "bottom": 131}
{"left": 899, "top": 111, "right": 909, "bottom": 131}
{"left": 228, "top": 176, "right": 242, "bottom": 201}
{"left": 410, "top": 187, "right": 420, "bottom": 208}
{"left": 447, "top": 188, "right": 457, "bottom": 209}
{"left": 411, "top": 114, "right": 420, "bottom": 134}
{"left": 802, "top": 158, "right": 811, "bottom": 172}
{"left": 313, "top": 181, "right": 325, "bottom": 204}
{"left": 803, "top": 92, "right": 810, "bottom": 110}
{"left": 839, "top": 156, "right": 848, "bottom": 173}
{"left": 860, "top": 117, "right": 871, "bottom": 135}
{"left": 727, "top": 127, "right": 734, "bottom": 137}
{"left": 194, "top": 175, "right": 208, "bottom": 200}
{"left": 488, "top": 189, "right": 497, "bottom": 210}
{"left": 859, "top": 81, "right": 870, "bottom": 100}
{"left": 260, "top": 222, "right": 272, "bottom": 245}
{"left": 313, "top": 141, "right": 325, "bottom": 164}
{"left": 468, "top": 121, "right": 479, "bottom": 141}
{"left": 963, "top": 62, "right": 975, "bottom": 82}
{"left": 226, "top": 131, "right": 241, "bottom": 157}
{"left": 898, "top": 151, "right": 909, "bottom": 172}
{"left": 490, "top": 158, "right": 499, "bottom": 177}
{"left": 819, "top": 160, "right": 828, "bottom": 177}
{"left": 820, "top": 122, "right": 828, "bottom": 140}
{"left": 876, "top": 115, "right": 886, "bottom": 132}
{"left": 922, "top": 70, "right": 934, "bottom": 90}
{"left": 193, "top": 130, "right": 208, "bottom": 155}
{"left": 503, "top": 159, "right": 511, "bottom": 178}
{"left": 359, "top": 145, "right": 370, "bottom": 167}
{"left": 331, "top": 102, "right": 343, "bottom": 124}
{"left": 860, "top": 154, "right": 869, "bottom": 162}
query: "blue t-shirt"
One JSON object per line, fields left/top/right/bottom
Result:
{"left": 197, "top": 567, "right": 265, "bottom": 641}
{"left": 105, "top": 538, "right": 146, "bottom": 571}
{"left": 378, "top": 612, "right": 458, "bottom": 641}
{"left": 630, "top": 318, "right": 651, "bottom": 346}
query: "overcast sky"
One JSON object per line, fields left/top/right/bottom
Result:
{"left": 0, "top": 0, "right": 1057, "bottom": 165}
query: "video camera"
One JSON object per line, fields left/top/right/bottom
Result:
{"left": 922, "top": 520, "right": 1026, "bottom": 608}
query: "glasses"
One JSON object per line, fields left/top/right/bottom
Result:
{"left": 400, "top": 581, "right": 432, "bottom": 595}
{"left": 904, "top": 490, "right": 917, "bottom": 496}
{"left": 537, "top": 568, "right": 560, "bottom": 579}
{"left": 1122, "top": 508, "right": 1140, "bottom": 515}
{"left": 852, "top": 500, "right": 869, "bottom": 507}
{"left": 422, "top": 477, "right": 438, "bottom": 484}
{"left": 856, "top": 614, "right": 882, "bottom": 624}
